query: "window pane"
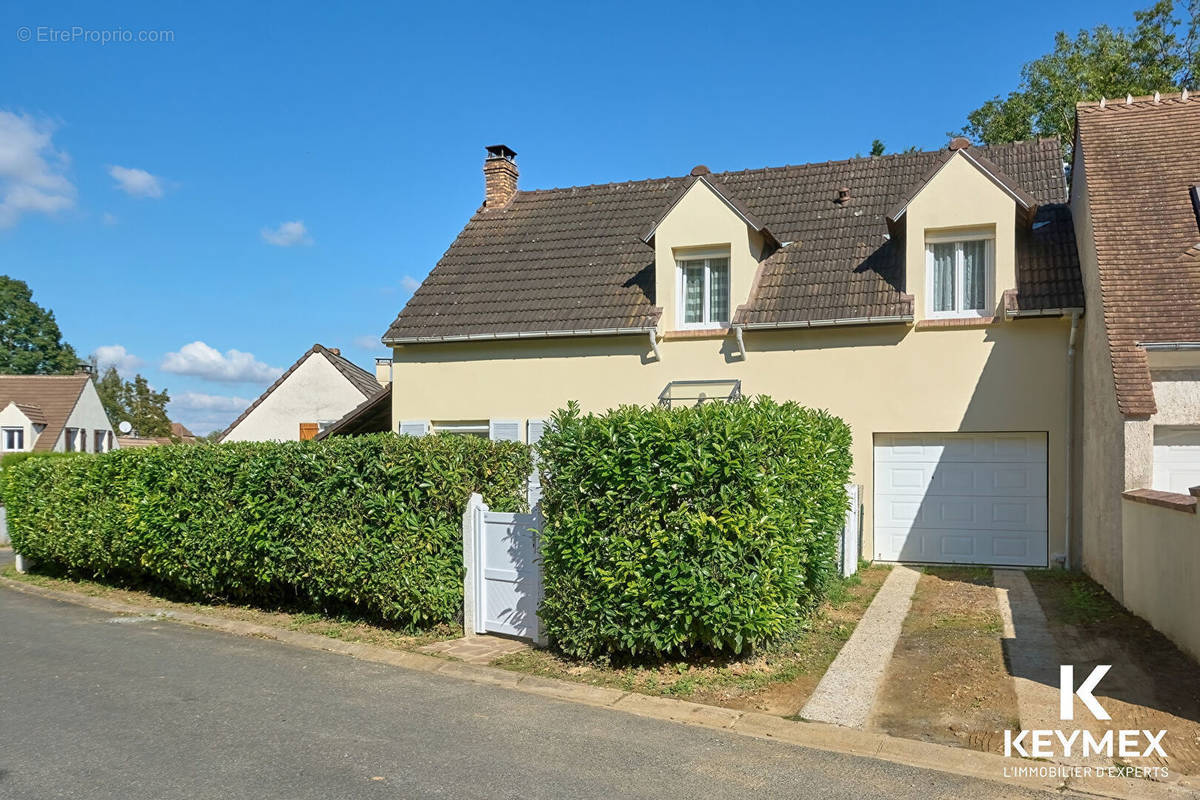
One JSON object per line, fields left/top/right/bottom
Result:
{"left": 683, "top": 263, "right": 704, "bottom": 324}
{"left": 708, "top": 260, "right": 730, "bottom": 323}
{"left": 931, "top": 243, "right": 955, "bottom": 312}
{"left": 961, "top": 240, "right": 987, "bottom": 310}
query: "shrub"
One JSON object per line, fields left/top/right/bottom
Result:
{"left": 0, "top": 451, "right": 80, "bottom": 505}
{"left": 5, "top": 433, "right": 530, "bottom": 627}
{"left": 537, "top": 398, "right": 851, "bottom": 659}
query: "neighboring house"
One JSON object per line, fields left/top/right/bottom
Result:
{"left": 1070, "top": 93, "right": 1200, "bottom": 657}
{"left": 314, "top": 359, "right": 394, "bottom": 440}
{"left": 383, "top": 141, "right": 1083, "bottom": 568}
{"left": 218, "top": 344, "right": 386, "bottom": 443}
{"left": 116, "top": 422, "right": 198, "bottom": 449}
{"left": 0, "top": 371, "right": 118, "bottom": 454}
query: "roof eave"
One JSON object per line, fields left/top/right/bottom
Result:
{"left": 383, "top": 325, "right": 658, "bottom": 346}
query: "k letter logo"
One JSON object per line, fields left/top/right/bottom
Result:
{"left": 1060, "top": 664, "right": 1110, "bottom": 721}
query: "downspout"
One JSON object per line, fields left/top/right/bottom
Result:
{"left": 1064, "top": 310, "right": 1080, "bottom": 570}
{"left": 734, "top": 325, "right": 747, "bottom": 360}
{"left": 649, "top": 327, "right": 661, "bottom": 361}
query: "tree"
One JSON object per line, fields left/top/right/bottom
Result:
{"left": 0, "top": 276, "right": 79, "bottom": 374}
{"left": 870, "top": 139, "right": 886, "bottom": 157}
{"left": 93, "top": 366, "right": 174, "bottom": 439}
{"left": 962, "top": 0, "right": 1200, "bottom": 159}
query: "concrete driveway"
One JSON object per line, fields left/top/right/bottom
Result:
{"left": 0, "top": 585, "right": 1059, "bottom": 800}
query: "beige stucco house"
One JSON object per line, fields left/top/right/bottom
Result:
{"left": 218, "top": 344, "right": 387, "bottom": 443}
{"left": 1071, "top": 93, "right": 1200, "bottom": 659}
{"left": 382, "top": 141, "right": 1084, "bottom": 569}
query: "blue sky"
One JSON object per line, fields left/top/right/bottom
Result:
{"left": 1, "top": 0, "right": 1138, "bottom": 433}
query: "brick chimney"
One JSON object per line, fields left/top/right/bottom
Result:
{"left": 484, "top": 144, "right": 518, "bottom": 208}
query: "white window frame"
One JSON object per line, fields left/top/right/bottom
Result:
{"left": 676, "top": 251, "right": 731, "bottom": 330}
{"left": 2, "top": 426, "right": 23, "bottom": 452}
{"left": 924, "top": 230, "right": 994, "bottom": 319}
{"left": 431, "top": 421, "right": 489, "bottom": 438}
{"left": 64, "top": 427, "right": 78, "bottom": 452}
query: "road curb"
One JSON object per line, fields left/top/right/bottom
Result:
{"left": 2, "top": 575, "right": 1194, "bottom": 800}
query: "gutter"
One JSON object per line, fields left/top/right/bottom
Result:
{"left": 734, "top": 325, "right": 747, "bottom": 359}
{"left": 383, "top": 326, "right": 656, "bottom": 346}
{"left": 736, "top": 313, "right": 914, "bottom": 331}
{"left": 648, "top": 327, "right": 661, "bottom": 361}
{"left": 1004, "top": 307, "right": 1085, "bottom": 320}
{"left": 1063, "top": 310, "right": 1080, "bottom": 570}
{"left": 1139, "top": 341, "right": 1200, "bottom": 351}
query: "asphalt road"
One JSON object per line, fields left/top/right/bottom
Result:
{"left": 0, "top": 584, "right": 1057, "bottom": 800}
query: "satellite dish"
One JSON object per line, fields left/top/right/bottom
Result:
{"left": 118, "top": 421, "right": 133, "bottom": 434}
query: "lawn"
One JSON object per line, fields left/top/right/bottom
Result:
{"left": 493, "top": 564, "right": 891, "bottom": 716}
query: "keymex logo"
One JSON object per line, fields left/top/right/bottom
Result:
{"left": 1004, "top": 665, "right": 1167, "bottom": 760}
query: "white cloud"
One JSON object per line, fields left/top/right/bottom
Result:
{"left": 261, "top": 220, "right": 312, "bottom": 247}
{"left": 169, "top": 391, "right": 252, "bottom": 412}
{"left": 400, "top": 275, "right": 422, "bottom": 292}
{"left": 161, "top": 341, "right": 283, "bottom": 383}
{"left": 354, "top": 334, "right": 382, "bottom": 350}
{"left": 0, "top": 111, "right": 76, "bottom": 227}
{"left": 108, "top": 165, "right": 164, "bottom": 198}
{"left": 91, "top": 344, "right": 143, "bottom": 373}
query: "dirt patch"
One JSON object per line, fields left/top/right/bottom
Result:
{"left": 1, "top": 566, "right": 457, "bottom": 652}
{"left": 494, "top": 565, "right": 891, "bottom": 715}
{"left": 870, "top": 568, "right": 1019, "bottom": 754}
{"left": 1027, "top": 570, "right": 1200, "bottom": 777}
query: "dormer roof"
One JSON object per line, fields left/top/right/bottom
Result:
{"left": 384, "top": 138, "right": 1080, "bottom": 343}
{"left": 640, "top": 169, "right": 779, "bottom": 248}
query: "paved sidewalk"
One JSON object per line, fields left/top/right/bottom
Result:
{"left": 420, "top": 633, "right": 530, "bottom": 664}
{"left": 801, "top": 565, "right": 921, "bottom": 728}
{"left": 993, "top": 569, "right": 1061, "bottom": 733}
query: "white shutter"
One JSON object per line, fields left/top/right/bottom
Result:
{"left": 399, "top": 420, "right": 430, "bottom": 436}
{"left": 527, "top": 419, "right": 546, "bottom": 507}
{"left": 489, "top": 420, "right": 522, "bottom": 442}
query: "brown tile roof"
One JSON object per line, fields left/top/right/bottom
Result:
{"left": 14, "top": 403, "right": 47, "bottom": 425}
{"left": 215, "top": 344, "right": 383, "bottom": 442}
{"left": 313, "top": 383, "right": 392, "bottom": 440}
{"left": 0, "top": 374, "right": 91, "bottom": 452}
{"left": 384, "top": 139, "right": 1080, "bottom": 342}
{"left": 1075, "top": 93, "right": 1200, "bottom": 417}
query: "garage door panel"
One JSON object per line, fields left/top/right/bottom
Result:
{"left": 875, "top": 432, "right": 1047, "bottom": 567}
{"left": 876, "top": 495, "right": 1046, "bottom": 531}
{"left": 876, "top": 433, "right": 1045, "bottom": 463}
{"left": 1153, "top": 427, "right": 1200, "bottom": 494}
{"left": 874, "top": 462, "right": 1047, "bottom": 498}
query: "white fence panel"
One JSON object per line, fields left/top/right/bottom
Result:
{"left": 840, "top": 483, "right": 862, "bottom": 577}
{"left": 462, "top": 493, "right": 544, "bottom": 644}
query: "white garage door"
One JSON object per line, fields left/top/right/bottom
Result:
{"left": 1153, "top": 427, "right": 1200, "bottom": 494}
{"left": 874, "top": 433, "right": 1047, "bottom": 567}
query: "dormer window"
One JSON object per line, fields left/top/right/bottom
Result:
{"left": 678, "top": 253, "right": 730, "bottom": 328}
{"left": 925, "top": 230, "right": 993, "bottom": 318}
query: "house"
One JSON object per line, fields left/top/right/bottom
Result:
{"left": 0, "top": 371, "right": 118, "bottom": 454}
{"left": 116, "top": 422, "right": 198, "bottom": 449}
{"left": 313, "top": 360, "right": 394, "bottom": 440}
{"left": 382, "top": 141, "right": 1083, "bottom": 568}
{"left": 218, "top": 344, "right": 387, "bottom": 443}
{"left": 1071, "top": 93, "right": 1200, "bottom": 657}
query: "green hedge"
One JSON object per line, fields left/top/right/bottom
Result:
{"left": 537, "top": 398, "right": 851, "bottom": 659}
{"left": 5, "top": 433, "right": 530, "bottom": 627}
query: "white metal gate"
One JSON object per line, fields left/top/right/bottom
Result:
{"left": 462, "top": 493, "right": 544, "bottom": 644}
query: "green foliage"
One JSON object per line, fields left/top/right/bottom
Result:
{"left": 870, "top": 139, "right": 886, "bottom": 157}
{"left": 962, "top": 0, "right": 1200, "bottom": 159}
{"left": 5, "top": 433, "right": 531, "bottom": 627}
{"left": 0, "top": 452, "right": 80, "bottom": 505}
{"left": 536, "top": 398, "right": 852, "bottom": 659}
{"left": 93, "top": 366, "right": 174, "bottom": 439}
{"left": 0, "top": 276, "right": 79, "bottom": 375}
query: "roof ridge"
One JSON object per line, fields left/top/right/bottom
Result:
{"left": 1077, "top": 91, "right": 1199, "bottom": 111}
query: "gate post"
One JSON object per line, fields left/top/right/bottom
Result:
{"left": 462, "top": 493, "right": 487, "bottom": 636}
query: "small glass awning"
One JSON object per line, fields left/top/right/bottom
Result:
{"left": 658, "top": 379, "right": 742, "bottom": 408}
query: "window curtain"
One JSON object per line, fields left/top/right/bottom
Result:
{"left": 708, "top": 259, "right": 730, "bottom": 323}
{"left": 961, "top": 240, "right": 987, "bottom": 310}
{"left": 932, "top": 243, "right": 955, "bottom": 312}
{"left": 683, "top": 264, "right": 704, "bottom": 323}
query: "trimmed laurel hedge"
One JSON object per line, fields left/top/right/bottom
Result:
{"left": 537, "top": 398, "right": 852, "bottom": 659}
{"left": 5, "top": 433, "right": 530, "bottom": 627}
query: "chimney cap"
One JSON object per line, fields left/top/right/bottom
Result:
{"left": 948, "top": 136, "right": 971, "bottom": 151}
{"left": 486, "top": 144, "right": 517, "bottom": 161}
{"left": 835, "top": 186, "right": 851, "bottom": 205}
{"left": 690, "top": 164, "right": 710, "bottom": 176}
